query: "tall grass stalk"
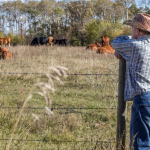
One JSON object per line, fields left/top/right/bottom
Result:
{"left": 6, "top": 65, "right": 68, "bottom": 150}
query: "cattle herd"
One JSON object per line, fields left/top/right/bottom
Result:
{"left": 30, "top": 37, "right": 68, "bottom": 47}
{"left": 86, "top": 36, "right": 114, "bottom": 54}
{"left": 0, "top": 35, "right": 114, "bottom": 60}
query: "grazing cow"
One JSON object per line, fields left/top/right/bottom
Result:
{"left": 97, "top": 45, "right": 114, "bottom": 54}
{"left": 0, "top": 37, "right": 11, "bottom": 47}
{"left": 49, "top": 36, "right": 53, "bottom": 46}
{"left": 54, "top": 39, "right": 68, "bottom": 46}
{"left": 31, "top": 37, "right": 49, "bottom": 46}
{"left": 86, "top": 42, "right": 101, "bottom": 51}
{"left": 101, "top": 36, "right": 110, "bottom": 46}
{"left": 0, "top": 47, "right": 11, "bottom": 59}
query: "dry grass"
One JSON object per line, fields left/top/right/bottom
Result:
{"left": 0, "top": 45, "right": 132, "bottom": 149}
{"left": 6, "top": 65, "right": 68, "bottom": 150}
{"left": 1, "top": 46, "right": 116, "bottom": 73}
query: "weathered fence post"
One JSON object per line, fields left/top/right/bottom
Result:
{"left": 116, "top": 58, "right": 127, "bottom": 150}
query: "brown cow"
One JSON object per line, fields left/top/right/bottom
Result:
{"left": 97, "top": 45, "right": 114, "bottom": 54}
{"left": 0, "top": 37, "right": 11, "bottom": 47}
{"left": 49, "top": 36, "right": 53, "bottom": 46}
{"left": 86, "top": 42, "right": 101, "bottom": 51}
{"left": 0, "top": 47, "right": 11, "bottom": 59}
{"left": 95, "top": 42, "right": 102, "bottom": 47}
{"left": 101, "top": 36, "right": 109, "bottom": 46}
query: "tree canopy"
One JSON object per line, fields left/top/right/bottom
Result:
{"left": 0, "top": 0, "right": 147, "bottom": 45}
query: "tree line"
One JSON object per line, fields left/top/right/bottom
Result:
{"left": 0, "top": 0, "right": 148, "bottom": 46}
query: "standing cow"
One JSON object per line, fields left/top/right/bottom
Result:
{"left": 53, "top": 39, "right": 68, "bottom": 46}
{"left": 101, "top": 36, "right": 110, "bottom": 46}
{"left": 31, "top": 37, "right": 50, "bottom": 46}
{"left": 0, "top": 37, "right": 11, "bottom": 47}
{"left": 49, "top": 36, "right": 53, "bottom": 46}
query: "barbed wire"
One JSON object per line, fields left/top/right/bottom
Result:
{"left": 0, "top": 72, "right": 118, "bottom": 76}
{"left": 0, "top": 106, "right": 117, "bottom": 110}
{"left": 0, "top": 107, "right": 131, "bottom": 114}
{"left": 0, "top": 138, "right": 116, "bottom": 143}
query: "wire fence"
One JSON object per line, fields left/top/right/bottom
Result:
{"left": 0, "top": 72, "right": 131, "bottom": 149}
{"left": 0, "top": 72, "right": 118, "bottom": 76}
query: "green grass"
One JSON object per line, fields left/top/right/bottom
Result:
{"left": 0, "top": 46, "right": 132, "bottom": 149}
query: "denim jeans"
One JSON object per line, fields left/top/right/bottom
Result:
{"left": 130, "top": 91, "right": 150, "bottom": 150}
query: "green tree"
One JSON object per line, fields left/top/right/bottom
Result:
{"left": 67, "top": 0, "right": 94, "bottom": 46}
{"left": 111, "top": 2, "right": 125, "bottom": 23}
{"left": 85, "top": 20, "right": 102, "bottom": 44}
{"left": 115, "top": 0, "right": 135, "bottom": 20}
{"left": 37, "top": 0, "right": 56, "bottom": 36}
{"left": 85, "top": 20, "right": 130, "bottom": 45}
{"left": 8, "top": 32, "right": 14, "bottom": 45}
{"left": 129, "top": 4, "right": 140, "bottom": 15}
{"left": 0, "top": 30, "right": 5, "bottom": 38}
{"left": 92, "top": 0, "right": 114, "bottom": 20}
{"left": 13, "top": 34, "right": 24, "bottom": 45}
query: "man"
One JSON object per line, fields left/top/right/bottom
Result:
{"left": 111, "top": 13, "right": 150, "bottom": 150}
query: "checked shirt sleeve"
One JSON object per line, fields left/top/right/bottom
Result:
{"left": 111, "top": 35, "right": 135, "bottom": 60}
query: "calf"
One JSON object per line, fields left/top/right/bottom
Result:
{"left": 0, "top": 47, "right": 11, "bottom": 59}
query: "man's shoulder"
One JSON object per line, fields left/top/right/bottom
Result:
{"left": 112, "top": 35, "right": 150, "bottom": 45}
{"left": 113, "top": 35, "right": 131, "bottom": 41}
{"left": 111, "top": 35, "right": 136, "bottom": 44}
{"left": 137, "top": 35, "right": 150, "bottom": 43}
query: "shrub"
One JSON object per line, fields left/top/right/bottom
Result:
{"left": 85, "top": 20, "right": 131, "bottom": 45}
{"left": 0, "top": 30, "right": 5, "bottom": 38}
{"left": 13, "top": 34, "right": 25, "bottom": 45}
{"left": 8, "top": 32, "right": 15, "bottom": 45}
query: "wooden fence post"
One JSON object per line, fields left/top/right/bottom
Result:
{"left": 116, "top": 58, "right": 127, "bottom": 150}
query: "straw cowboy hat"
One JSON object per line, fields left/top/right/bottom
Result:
{"left": 123, "top": 13, "right": 150, "bottom": 32}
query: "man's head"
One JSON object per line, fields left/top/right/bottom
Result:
{"left": 131, "top": 26, "right": 150, "bottom": 39}
{"left": 123, "top": 13, "right": 150, "bottom": 39}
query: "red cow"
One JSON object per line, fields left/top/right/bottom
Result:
{"left": 86, "top": 42, "right": 101, "bottom": 51}
{"left": 0, "top": 47, "right": 11, "bottom": 59}
{"left": 0, "top": 37, "right": 11, "bottom": 47}
{"left": 101, "top": 36, "right": 110, "bottom": 46}
{"left": 97, "top": 45, "right": 114, "bottom": 54}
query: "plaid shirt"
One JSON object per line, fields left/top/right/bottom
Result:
{"left": 111, "top": 35, "right": 150, "bottom": 101}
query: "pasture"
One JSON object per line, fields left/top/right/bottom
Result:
{"left": 0, "top": 46, "right": 132, "bottom": 149}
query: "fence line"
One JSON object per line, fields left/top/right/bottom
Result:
{"left": 0, "top": 106, "right": 117, "bottom": 110}
{"left": 0, "top": 71, "right": 120, "bottom": 148}
{"left": 0, "top": 72, "right": 118, "bottom": 76}
{"left": 0, "top": 138, "right": 116, "bottom": 143}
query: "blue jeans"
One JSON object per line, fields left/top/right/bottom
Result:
{"left": 130, "top": 91, "right": 150, "bottom": 150}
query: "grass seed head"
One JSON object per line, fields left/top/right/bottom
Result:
{"left": 32, "top": 113, "right": 40, "bottom": 121}
{"left": 45, "top": 106, "right": 54, "bottom": 116}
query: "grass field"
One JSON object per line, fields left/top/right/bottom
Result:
{"left": 0, "top": 46, "right": 132, "bottom": 150}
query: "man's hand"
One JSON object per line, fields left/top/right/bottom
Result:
{"left": 114, "top": 51, "right": 122, "bottom": 59}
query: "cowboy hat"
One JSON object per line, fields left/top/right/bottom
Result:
{"left": 123, "top": 13, "right": 150, "bottom": 32}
